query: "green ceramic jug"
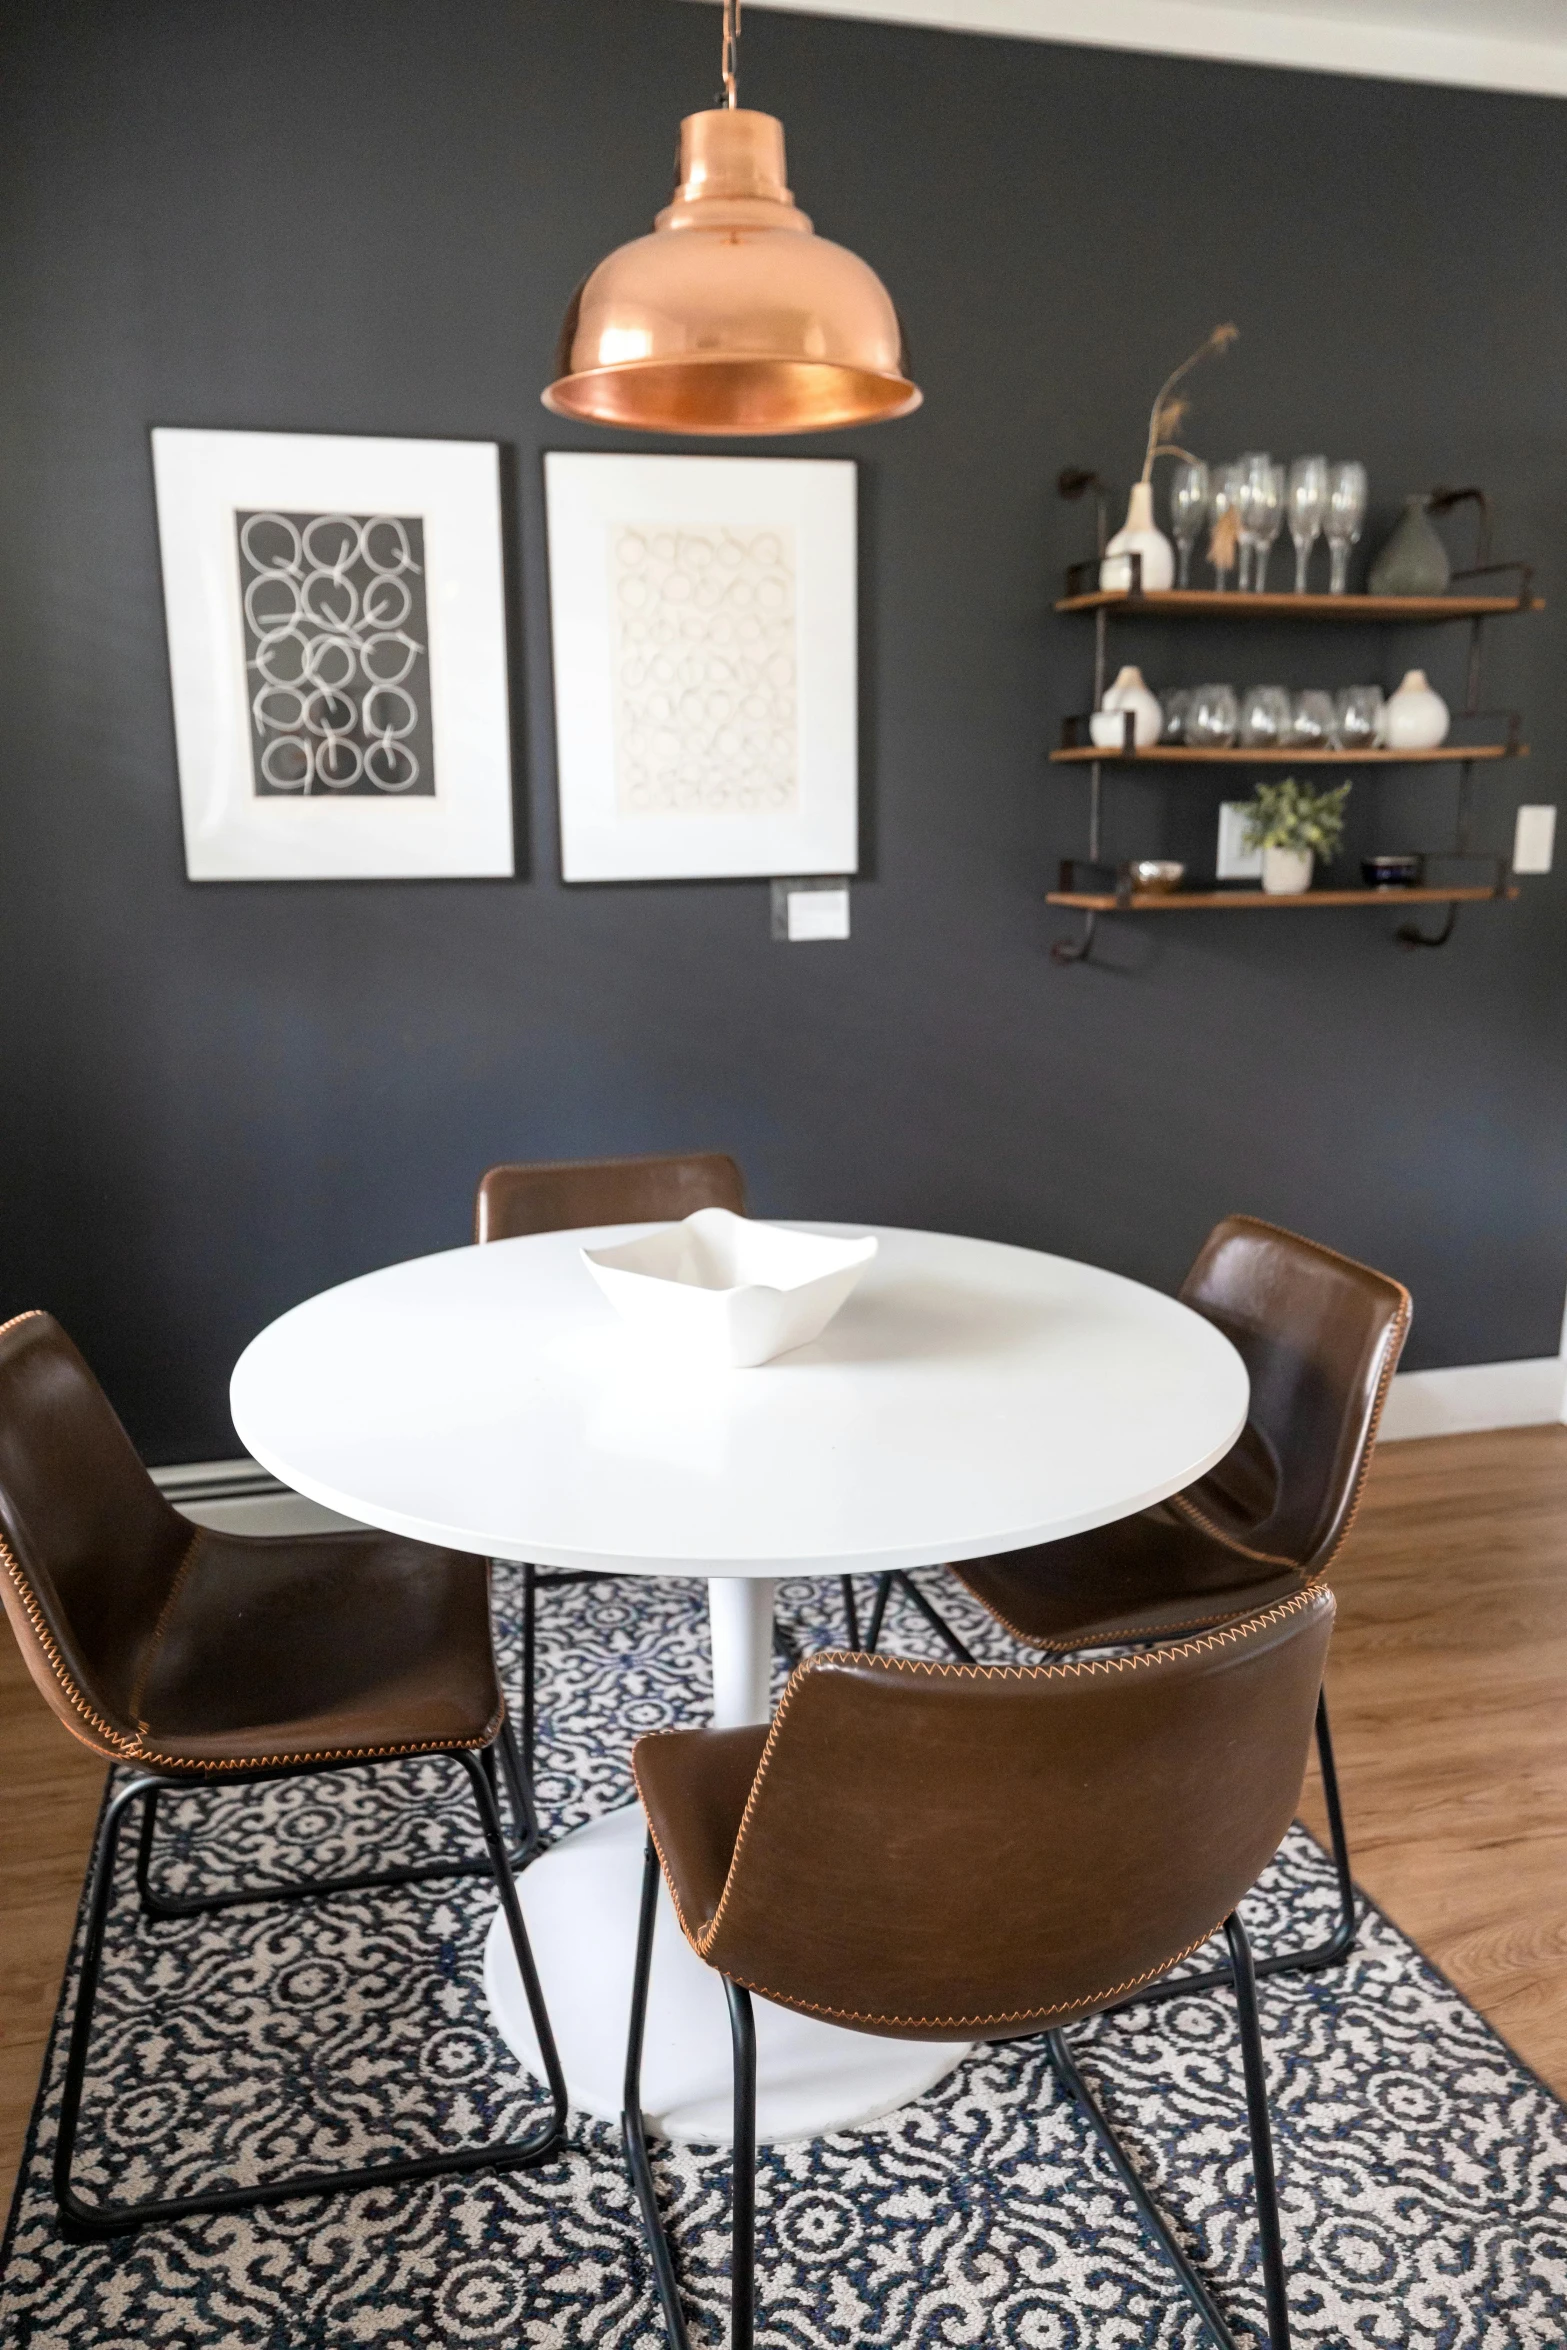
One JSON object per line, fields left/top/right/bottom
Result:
{"left": 1367, "top": 495, "right": 1451, "bottom": 597}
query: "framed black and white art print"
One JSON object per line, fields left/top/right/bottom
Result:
{"left": 152, "top": 429, "right": 514, "bottom": 880}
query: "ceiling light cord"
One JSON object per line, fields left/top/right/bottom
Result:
{"left": 721, "top": 0, "right": 741, "bottom": 107}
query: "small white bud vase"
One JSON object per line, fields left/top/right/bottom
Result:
{"left": 1100, "top": 482, "right": 1176, "bottom": 593}
{"left": 1382, "top": 669, "right": 1450, "bottom": 751}
{"left": 1261, "top": 846, "right": 1313, "bottom": 895}
{"left": 1099, "top": 663, "right": 1163, "bottom": 749}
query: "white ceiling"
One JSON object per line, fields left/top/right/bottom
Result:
{"left": 697, "top": 0, "right": 1567, "bottom": 96}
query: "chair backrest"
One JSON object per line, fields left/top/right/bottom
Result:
{"left": 652, "top": 1587, "right": 1332, "bottom": 2038}
{"left": 0, "top": 1312, "right": 192, "bottom": 1756}
{"left": 474, "top": 1151, "right": 746, "bottom": 1243}
{"left": 1174, "top": 1214, "right": 1409, "bottom": 1575}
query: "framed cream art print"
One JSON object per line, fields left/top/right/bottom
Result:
{"left": 544, "top": 452, "right": 857, "bottom": 883}
{"left": 152, "top": 428, "right": 514, "bottom": 880}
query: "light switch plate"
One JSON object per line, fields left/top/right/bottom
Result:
{"left": 772, "top": 877, "right": 851, "bottom": 941}
{"left": 1513, "top": 804, "right": 1556, "bottom": 875}
{"left": 1217, "top": 802, "right": 1263, "bottom": 881}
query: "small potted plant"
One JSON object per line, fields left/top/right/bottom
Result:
{"left": 1241, "top": 777, "right": 1351, "bottom": 895}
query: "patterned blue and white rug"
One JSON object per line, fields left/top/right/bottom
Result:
{"left": 2, "top": 1566, "right": 1564, "bottom": 2347}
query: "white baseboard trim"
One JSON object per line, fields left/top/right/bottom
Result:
{"left": 1379, "top": 1357, "right": 1567, "bottom": 1442}
{"left": 152, "top": 1457, "right": 361, "bottom": 1536}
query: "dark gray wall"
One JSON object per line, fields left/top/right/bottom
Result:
{"left": 1, "top": 0, "right": 1563, "bottom": 1460}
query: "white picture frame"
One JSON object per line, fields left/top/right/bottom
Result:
{"left": 152, "top": 428, "right": 514, "bottom": 881}
{"left": 544, "top": 452, "right": 857, "bottom": 883}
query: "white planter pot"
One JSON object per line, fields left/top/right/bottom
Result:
{"left": 1100, "top": 482, "right": 1176, "bottom": 593}
{"left": 1382, "top": 668, "right": 1450, "bottom": 751}
{"left": 1261, "top": 846, "right": 1313, "bottom": 896}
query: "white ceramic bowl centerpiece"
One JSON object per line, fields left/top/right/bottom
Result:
{"left": 582, "top": 1210, "right": 877, "bottom": 1369}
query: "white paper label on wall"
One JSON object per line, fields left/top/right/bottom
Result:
{"left": 1217, "top": 801, "right": 1264, "bottom": 881}
{"left": 1513, "top": 804, "right": 1556, "bottom": 874}
{"left": 772, "top": 877, "right": 850, "bottom": 941}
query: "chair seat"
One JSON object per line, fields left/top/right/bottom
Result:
{"left": 132, "top": 1528, "right": 502, "bottom": 1769}
{"left": 954, "top": 1506, "right": 1304, "bottom": 1652}
{"left": 633, "top": 1725, "right": 769, "bottom": 1948}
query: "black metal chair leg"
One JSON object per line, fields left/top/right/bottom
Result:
{"left": 496, "top": 1710, "right": 544, "bottom": 1862}
{"left": 725, "top": 1981, "right": 757, "bottom": 2350}
{"left": 840, "top": 1575, "right": 860, "bottom": 1650}
{"left": 863, "top": 1569, "right": 973, "bottom": 1663}
{"left": 1100, "top": 1691, "right": 1357, "bottom": 2016}
{"left": 134, "top": 1738, "right": 536, "bottom": 1920}
{"left": 624, "top": 1838, "right": 693, "bottom": 2350}
{"left": 1225, "top": 1913, "right": 1292, "bottom": 2350}
{"left": 894, "top": 1572, "right": 975, "bottom": 1662}
{"left": 1048, "top": 1909, "right": 1290, "bottom": 2349}
{"left": 58, "top": 1744, "right": 567, "bottom": 2242}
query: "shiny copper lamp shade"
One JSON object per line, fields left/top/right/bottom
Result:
{"left": 544, "top": 107, "right": 921, "bottom": 436}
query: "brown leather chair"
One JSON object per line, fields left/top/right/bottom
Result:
{"left": 869, "top": 1214, "right": 1410, "bottom": 2004}
{"left": 0, "top": 1310, "right": 565, "bottom": 2240}
{"left": 626, "top": 1586, "right": 1335, "bottom": 2350}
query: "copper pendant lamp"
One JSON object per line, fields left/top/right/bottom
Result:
{"left": 544, "top": 0, "right": 920, "bottom": 436}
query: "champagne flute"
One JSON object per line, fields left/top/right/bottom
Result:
{"left": 1208, "top": 464, "right": 1243, "bottom": 593}
{"left": 1287, "top": 456, "right": 1328, "bottom": 593}
{"left": 1325, "top": 461, "right": 1368, "bottom": 595}
{"left": 1249, "top": 462, "right": 1286, "bottom": 593}
{"left": 1169, "top": 460, "right": 1209, "bottom": 590}
{"left": 1236, "top": 453, "right": 1270, "bottom": 593}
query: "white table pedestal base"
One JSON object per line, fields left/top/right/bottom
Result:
{"left": 484, "top": 1803, "right": 972, "bottom": 2144}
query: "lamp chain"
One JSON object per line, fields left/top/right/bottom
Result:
{"left": 721, "top": 0, "right": 741, "bottom": 106}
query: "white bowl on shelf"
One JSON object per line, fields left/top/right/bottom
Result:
{"left": 582, "top": 1210, "right": 878, "bottom": 1369}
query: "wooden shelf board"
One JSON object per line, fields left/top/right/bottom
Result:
{"left": 1047, "top": 885, "right": 1517, "bottom": 913}
{"left": 1055, "top": 589, "right": 1543, "bottom": 621}
{"left": 1051, "top": 744, "right": 1521, "bottom": 765}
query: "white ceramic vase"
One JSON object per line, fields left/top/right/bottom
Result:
{"left": 1100, "top": 482, "right": 1176, "bottom": 593}
{"left": 1382, "top": 668, "right": 1450, "bottom": 750}
{"left": 1094, "top": 663, "right": 1163, "bottom": 750}
{"left": 1261, "top": 846, "right": 1313, "bottom": 896}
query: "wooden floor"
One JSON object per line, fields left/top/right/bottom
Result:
{"left": 2, "top": 1423, "right": 1566, "bottom": 2221}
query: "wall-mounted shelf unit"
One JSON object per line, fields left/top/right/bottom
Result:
{"left": 1049, "top": 471, "right": 1542, "bottom": 964}
{"left": 1055, "top": 587, "right": 1542, "bottom": 622}
{"left": 1047, "top": 884, "right": 1519, "bottom": 913}
{"left": 1050, "top": 744, "right": 1523, "bottom": 766}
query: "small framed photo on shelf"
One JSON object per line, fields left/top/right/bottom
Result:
{"left": 544, "top": 451, "right": 858, "bottom": 883}
{"left": 152, "top": 428, "right": 514, "bottom": 881}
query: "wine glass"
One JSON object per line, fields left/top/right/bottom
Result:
{"left": 1335, "top": 684, "right": 1385, "bottom": 750}
{"left": 1188, "top": 683, "right": 1240, "bottom": 748}
{"left": 1247, "top": 463, "right": 1286, "bottom": 594}
{"left": 1235, "top": 453, "right": 1271, "bottom": 593}
{"left": 1169, "top": 461, "right": 1209, "bottom": 591}
{"left": 1287, "top": 456, "right": 1328, "bottom": 593}
{"left": 1239, "top": 684, "right": 1291, "bottom": 748}
{"left": 1208, "top": 464, "right": 1244, "bottom": 593}
{"left": 1325, "top": 461, "right": 1368, "bottom": 595}
{"left": 1289, "top": 689, "right": 1338, "bottom": 749}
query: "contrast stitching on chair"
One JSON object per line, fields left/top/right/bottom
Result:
{"left": 716, "top": 1918, "right": 1231, "bottom": 2034}
{"left": 0, "top": 1525, "right": 504, "bottom": 1772}
{"left": 640, "top": 1588, "right": 1326, "bottom": 1959}
{"left": 0, "top": 1528, "right": 132, "bottom": 1754}
{"left": 128, "top": 1524, "right": 207, "bottom": 1746}
{"left": 0, "top": 1310, "right": 45, "bottom": 1345}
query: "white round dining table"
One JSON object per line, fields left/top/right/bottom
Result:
{"left": 230, "top": 1222, "right": 1248, "bottom": 2145}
